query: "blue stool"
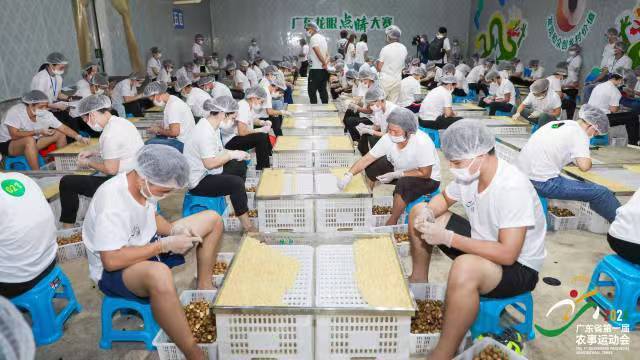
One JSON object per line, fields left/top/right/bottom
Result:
{"left": 404, "top": 188, "right": 441, "bottom": 224}
{"left": 453, "top": 89, "right": 478, "bottom": 104}
{"left": 590, "top": 134, "right": 609, "bottom": 146}
{"left": 495, "top": 108, "right": 516, "bottom": 117}
{"left": 419, "top": 127, "right": 441, "bottom": 149}
{"left": 10, "top": 266, "right": 81, "bottom": 346}
{"left": 100, "top": 296, "right": 159, "bottom": 350}
{"left": 182, "top": 192, "right": 227, "bottom": 218}
{"left": 587, "top": 255, "right": 640, "bottom": 329}
{"left": 531, "top": 123, "right": 540, "bottom": 134}
{"left": 470, "top": 292, "right": 535, "bottom": 340}
{"left": 538, "top": 195, "right": 548, "bottom": 221}
{"left": 4, "top": 154, "right": 45, "bottom": 170}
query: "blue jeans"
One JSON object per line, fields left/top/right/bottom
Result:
{"left": 620, "top": 97, "right": 640, "bottom": 113}
{"left": 284, "top": 85, "right": 294, "bottom": 104}
{"left": 531, "top": 176, "right": 620, "bottom": 222}
{"left": 145, "top": 136, "right": 184, "bottom": 153}
{"left": 272, "top": 98, "right": 285, "bottom": 111}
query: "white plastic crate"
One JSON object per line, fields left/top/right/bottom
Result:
{"left": 577, "top": 202, "right": 610, "bottom": 234}
{"left": 453, "top": 337, "right": 527, "bottom": 360}
{"left": 210, "top": 252, "right": 234, "bottom": 287}
{"left": 53, "top": 154, "right": 81, "bottom": 171}
{"left": 370, "top": 196, "right": 405, "bottom": 227}
{"left": 315, "top": 244, "right": 412, "bottom": 359}
{"left": 216, "top": 245, "right": 314, "bottom": 359}
{"left": 370, "top": 224, "right": 410, "bottom": 257}
{"left": 153, "top": 290, "right": 219, "bottom": 360}
{"left": 490, "top": 126, "right": 529, "bottom": 136}
{"left": 314, "top": 152, "right": 357, "bottom": 168}
{"left": 272, "top": 151, "right": 313, "bottom": 168}
{"left": 495, "top": 142, "right": 518, "bottom": 164}
{"left": 547, "top": 200, "right": 580, "bottom": 231}
{"left": 315, "top": 197, "right": 373, "bottom": 232}
{"left": 257, "top": 198, "right": 315, "bottom": 232}
{"left": 222, "top": 211, "right": 259, "bottom": 232}
{"left": 55, "top": 227, "right": 86, "bottom": 263}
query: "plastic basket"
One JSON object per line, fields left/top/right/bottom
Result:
{"left": 257, "top": 198, "right": 315, "bottom": 232}
{"left": 272, "top": 151, "right": 313, "bottom": 168}
{"left": 370, "top": 196, "right": 406, "bottom": 227}
{"left": 577, "top": 202, "right": 610, "bottom": 234}
{"left": 453, "top": 337, "right": 527, "bottom": 360}
{"left": 315, "top": 197, "right": 373, "bottom": 232}
{"left": 314, "top": 152, "right": 357, "bottom": 168}
{"left": 495, "top": 142, "right": 519, "bottom": 164}
{"left": 222, "top": 210, "right": 259, "bottom": 232}
{"left": 153, "top": 290, "right": 219, "bottom": 360}
{"left": 611, "top": 137, "right": 628, "bottom": 147}
{"left": 53, "top": 154, "right": 83, "bottom": 171}
{"left": 209, "top": 252, "right": 234, "bottom": 287}
{"left": 546, "top": 200, "right": 580, "bottom": 231}
{"left": 55, "top": 227, "right": 87, "bottom": 263}
{"left": 370, "top": 224, "right": 410, "bottom": 257}
{"left": 491, "top": 126, "right": 529, "bottom": 136}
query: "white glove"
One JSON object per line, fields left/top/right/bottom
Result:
{"left": 36, "top": 128, "right": 55, "bottom": 137}
{"left": 256, "top": 125, "right": 271, "bottom": 133}
{"left": 77, "top": 154, "right": 90, "bottom": 168}
{"left": 281, "top": 110, "right": 292, "bottom": 117}
{"left": 262, "top": 120, "right": 272, "bottom": 127}
{"left": 413, "top": 205, "right": 436, "bottom": 228}
{"left": 376, "top": 170, "right": 403, "bottom": 184}
{"left": 355, "top": 123, "right": 368, "bottom": 135}
{"left": 337, "top": 172, "right": 353, "bottom": 191}
{"left": 529, "top": 110, "right": 542, "bottom": 119}
{"left": 358, "top": 124, "right": 374, "bottom": 135}
{"left": 511, "top": 113, "right": 521, "bottom": 121}
{"left": 228, "top": 150, "right": 250, "bottom": 161}
{"left": 417, "top": 222, "right": 454, "bottom": 248}
{"left": 170, "top": 224, "right": 196, "bottom": 237}
{"left": 76, "top": 135, "right": 90, "bottom": 145}
{"left": 348, "top": 103, "right": 359, "bottom": 111}
{"left": 159, "top": 234, "right": 202, "bottom": 254}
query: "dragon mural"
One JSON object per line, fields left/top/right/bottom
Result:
{"left": 475, "top": 11, "right": 528, "bottom": 61}
{"left": 617, "top": 4, "right": 640, "bottom": 68}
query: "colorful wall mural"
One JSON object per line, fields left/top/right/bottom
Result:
{"left": 616, "top": 3, "right": 640, "bottom": 68}
{"left": 474, "top": 10, "right": 528, "bottom": 60}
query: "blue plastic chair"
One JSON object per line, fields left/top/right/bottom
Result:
{"left": 590, "top": 134, "right": 609, "bottom": 146}
{"left": 404, "top": 188, "right": 441, "bottom": 224}
{"left": 495, "top": 107, "right": 516, "bottom": 117}
{"left": 419, "top": 127, "right": 441, "bottom": 149}
{"left": 4, "top": 154, "right": 45, "bottom": 170}
{"left": 523, "top": 68, "right": 532, "bottom": 78}
{"left": 587, "top": 255, "right": 640, "bottom": 329}
{"left": 470, "top": 292, "right": 535, "bottom": 340}
{"left": 100, "top": 296, "right": 159, "bottom": 350}
{"left": 538, "top": 195, "right": 549, "bottom": 228}
{"left": 10, "top": 266, "right": 82, "bottom": 346}
{"left": 182, "top": 192, "right": 227, "bottom": 218}
{"left": 531, "top": 123, "right": 540, "bottom": 134}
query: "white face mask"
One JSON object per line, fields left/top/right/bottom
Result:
{"left": 197, "top": 40, "right": 204, "bottom": 45}
{"left": 306, "top": 30, "right": 313, "bottom": 37}
{"left": 450, "top": 157, "right": 483, "bottom": 183}
{"left": 389, "top": 135, "right": 406, "bottom": 143}
{"left": 140, "top": 179, "right": 168, "bottom": 204}
{"left": 568, "top": 51, "right": 576, "bottom": 56}
{"left": 53, "top": 69, "right": 64, "bottom": 76}
{"left": 219, "top": 118, "right": 235, "bottom": 130}
{"left": 153, "top": 98, "right": 166, "bottom": 107}
{"left": 370, "top": 104, "right": 382, "bottom": 113}
{"left": 95, "top": 89, "right": 105, "bottom": 95}
{"left": 34, "top": 108, "right": 48, "bottom": 117}
{"left": 87, "top": 113, "right": 104, "bottom": 132}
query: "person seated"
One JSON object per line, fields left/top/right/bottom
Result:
{"left": 0, "top": 172, "right": 58, "bottom": 298}
{"left": 466, "top": 58, "right": 492, "bottom": 96}
{"left": 512, "top": 79, "right": 561, "bottom": 127}
{"left": 184, "top": 97, "right": 255, "bottom": 232}
{"left": 620, "top": 67, "right": 640, "bottom": 114}
{"left": 442, "top": 63, "right": 467, "bottom": 97}
{"left": 83, "top": 145, "right": 222, "bottom": 360}
{"left": 478, "top": 71, "right": 516, "bottom": 115}
{"left": 157, "top": 60, "right": 175, "bottom": 88}
{"left": 562, "top": 44, "right": 583, "bottom": 103}
{"left": 329, "top": 61, "right": 347, "bottom": 100}
{"left": 221, "top": 86, "right": 272, "bottom": 170}
{"left": 206, "top": 54, "right": 221, "bottom": 80}
{"left": 147, "top": 47, "right": 163, "bottom": 81}
{"left": 76, "top": 73, "right": 110, "bottom": 99}
{"left": 258, "top": 67, "right": 292, "bottom": 136}
{"left": 31, "top": 52, "right": 71, "bottom": 113}
{"left": 508, "top": 57, "right": 525, "bottom": 84}
{"left": 408, "top": 120, "right": 546, "bottom": 360}
{"left": 111, "top": 71, "right": 148, "bottom": 118}
{"left": 355, "top": 86, "right": 399, "bottom": 155}
{"left": 251, "top": 60, "right": 264, "bottom": 83}
{"left": 59, "top": 95, "right": 144, "bottom": 228}
{"left": 175, "top": 76, "right": 211, "bottom": 122}
{"left": 224, "top": 62, "right": 248, "bottom": 99}
{"left": 588, "top": 69, "right": 640, "bottom": 146}
{"left": 343, "top": 68, "right": 376, "bottom": 141}
{"left": 276, "top": 61, "right": 296, "bottom": 105}
{"left": 546, "top": 62, "right": 576, "bottom": 119}
{"left": 608, "top": 187, "right": 640, "bottom": 265}
{"left": 420, "top": 62, "right": 442, "bottom": 90}
{"left": 589, "top": 40, "right": 632, "bottom": 88}
{"left": 338, "top": 107, "right": 439, "bottom": 226}
{"left": 517, "top": 105, "right": 620, "bottom": 222}
{"left": 0, "top": 90, "right": 88, "bottom": 170}
{"left": 76, "top": 62, "right": 99, "bottom": 97}
{"left": 418, "top": 75, "right": 462, "bottom": 130}
{"left": 175, "top": 62, "right": 196, "bottom": 84}
{"left": 143, "top": 81, "right": 196, "bottom": 153}
{"left": 397, "top": 67, "right": 426, "bottom": 112}
{"left": 240, "top": 60, "right": 258, "bottom": 88}
{"left": 454, "top": 62, "right": 471, "bottom": 97}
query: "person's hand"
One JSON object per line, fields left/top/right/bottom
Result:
{"left": 78, "top": 150, "right": 96, "bottom": 159}
{"left": 159, "top": 235, "right": 202, "bottom": 254}
{"left": 348, "top": 102, "right": 359, "bottom": 111}
{"left": 511, "top": 112, "right": 521, "bottom": 121}
{"left": 256, "top": 125, "right": 271, "bottom": 133}
{"left": 413, "top": 205, "right": 435, "bottom": 227}
{"left": 170, "top": 224, "right": 197, "bottom": 237}
{"left": 228, "top": 150, "right": 250, "bottom": 161}
{"left": 337, "top": 172, "right": 353, "bottom": 191}
{"left": 263, "top": 120, "right": 272, "bottom": 127}
{"left": 376, "top": 170, "right": 403, "bottom": 184}
{"left": 77, "top": 154, "right": 90, "bottom": 168}
{"left": 76, "top": 135, "right": 90, "bottom": 145}
{"left": 322, "top": 62, "right": 328, "bottom": 70}
{"left": 483, "top": 97, "right": 494, "bottom": 104}
{"left": 281, "top": 110, "right": 292, "bottom": 117}
{"left": 36, "top": 128, "right": 55, "bottom": 137}
{"left": 418, "top": 221, "right": 454, "bottom": 247}
{"left": 149, "top": 126, "right": 163, "bottom": 135}
{"left": 357, "top": 124, "right": 374, "bottom": 135}
{"left": 529, "top": 110, "right": 542, "bottom": 119}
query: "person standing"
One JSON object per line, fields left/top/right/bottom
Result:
{"left": 248, "top": 39, "right": 260, "bottom": 63}
{"left": 354, "top": 34, "right": 369, "bottom": 72}
{"left": 345, "top": 33, "right": 357, "bottom": 70}
{"left": 428, "top": 27, "right": 451, "bottom": 66}
{"left": 377, "top": 25, "right": 408, "bottom": 103}
{"left": 337, "top": 30, "right": 349, "bottom": 57}
{"left": 305, "top": 21, "right": 330, "bottom": 104}
{"left": 298, "top": 39, "right": 309, "bottom": 77}
{"left": 192, "top": 34, "right": 205, "bottom": 60}
{"left": 147, "top": 47, "right": 163, "bottom": 80}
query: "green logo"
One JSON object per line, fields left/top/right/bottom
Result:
{"left": 1, "top": 179, "right": 26, "bottom": 197}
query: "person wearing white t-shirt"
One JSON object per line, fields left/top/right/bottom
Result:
{"left": 0, "top": 172, "right": 58, "bottom": 298}
{"left": 175, "top": 63, "right": 194, "bottom": 84}
{"left": 479, "top": 71, "right": 516, "bottom": 115}
{"left": 546, "top": 63, "right": 578, "bottom": 119}
{"left": 0, "top": 90, "right": 87, "bottom": 170}
{"left": 608, "top": 186, "right": 640, "bottom": 265}
{"left": 354, "top": 34, "right": 369, "bottom": 71}
{"left": 76, "top": 73, "right": 110, "bottom": 99}
{"left": 82, "top": 144, "right": 223, "bottom": 360}
{"left": 305, "top": 22, "right": 330, "bottom": 104}
{"left": 76, "top": 62, "right": 99, "bottom": 97}
{"left": 240, "top": 60, "right": 258, "bottom": 88}
{"left": 397, "top": 67, "right": 426, "bottom": 110}
{"left": 59, "top": 95, "right": 144, "bottom": 228}
{"left": 251, "top": 62, "right": 263, "bottom": 83}
{"left": 146, "top": 47, "right": 162, "bottom": 80}
{"left": 377, "top": 25, "right": 408, "bottom": 103}
{"left": 339, "top": 107, "right": 440, "bottom": 225}
{"left": 174, "top": 77, "right": 211, "bottom": 120}
{"left": 513, "top": 79, "right": 562, "bottom": 126}
{"left": 356, "top": 86, "right": 400, "bottom": 155}
{"left": 441, "top": 63, "right": 468, "bottom": 97}
{"left": 517, "top": 105, "right": 621, "bottom": 223}
{"left": 258, "top": 67, "right": 292, "bottom": 136}
{"left": 198, "top": 76, "right": 232, "bottom": 100}
{"left": 419, "top": 75, "right": 462, "bottom": 130}
{"left": 408, "top": 120, "right": 546, "bottom": 360}
{"left": 427, "top": 27, "right": 451, "bottom": 65}
{"left": 563, "top": 44, "right": 582, "bottom": 95}
{"left": 345, "top": 34, "right": 357, "bottom": 68}
{"left": 585, "top": 38, "right": 630, "bottom": 100}
{"left": 144, "top": 82, "right": 196, "bottom": 153}
{"left": 343, "top": 68, "right": 376, "bottom": 141}
{"left": 466, "top": 59, "right": 492, "bottom": 96}
{"left": 298, "top": 38, "right": 310, "bottom": 77}
{"left": 247, "top": 39, "right": 260, "bottom": 63}
{"left": 30, "top": 52, "right": 71, "bottom": 111}
{"left": 111, "top": 72, "right": 147, "bottom": 118}
{"left": 590, "top": 29, "right": 621, "bottom": 85}
{"left": 157, "top": 60, "right": 174, "bottom": 86}
{"left": 193, "top": 34, "right": 205, "bottom": 59}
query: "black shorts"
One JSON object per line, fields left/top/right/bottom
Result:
{"left": 0, "top": 259, "right": 57, "bottom": 298}
{"left": 0, "top": 140, "right": 11, "bottom": 156}
{"left": 439, "top": 213, "right": 540, "bottom": 299}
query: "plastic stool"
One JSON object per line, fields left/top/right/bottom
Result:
{"left": 419, "top": 127, "right": 441, "bottom": 148}
{"left": 100, "top": 296, "right": 159, "bottom": 350}
{"left": 404, "top": 188, "right": 441, "bottom": 224}
{"left": 470, "top": 292, "right": 535, "bottom": 340}
{"left": 538, "top": 195, "right": 548, "bottom": 221}
{"left": 531, "top": 123, "right": 540, "bottom": 134}
{"left": 182, "top": 192, "right": 227, "bottom": 218}
{"left": 4, "top": 154, "right": 45, "bottom": 170}
{"left": 587, "top": 255, "right": 640, "bottom": 329}
{"left": 495, "top": 108, "right": 516, "bottom": 117}
{"left": 10, "top": 266, "right": 82, "bottom": 346}
{"left": 590, "top": 134, "right": 609, "bottom": 146}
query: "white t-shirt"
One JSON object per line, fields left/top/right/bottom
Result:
{"left": 514, "top": 62, "right": 525, "bottom": 75}
{"left": 99, "top": 116, "right": 144, "bottom": 173}
{"left": 604, "top": 55, "right": 632, "bottom": 73}
{"left": 147, "top": 57, "right": 162, "bottom": 78}
{"left": 546, "top": 75, "right": 563, "bottom": 93}
{"left": 521, "top": 90, "right": 561, "bottom": 113}
{"left": 496, "top": 78, "right": 516, "bottom": 106}
{"left": 111, "top": 79, "right": 137, "bottom": 106}
{"left": 565, "top": 55, "right": 582, "bottom": 84}
{"left": 608, "top": 188, "right": 640, "bottom": 245}
{"left": 419, "top": 86, "right": 453, "bottom": 121}
{"left": 31, "top": 69, "right": 63, "bottom": 103}
{"left": 309, "top": 33, "right": 328, "bottom": 69}
{"left": 184, "top": 119, "right": 226, "bottom": 188}
{"left": 83, "top": 173, "right": 157, "bottom": 283}
{"left": 369, "top": 131, "right": 441, "bottom": 181}
{"left": 253, "top": 66, "right": 263, "bottom": 81}
{"left": 301, "top": 44, "right": 309, "bottom": 61}
{"left": 355, "top": 41, "right": 368, "bottom": 64}
{"left": 531, "top": 67, "right": 545, "bottom": 80}
{"left": 345, "top": 43, "right": 356, "bottom": 65}
{"left": 210, "top": 82, "right": 232, "bottom": 100}
{"left": 466, "top": 65, "right": 486, "bottom": 83}
{"left": 158, "top": 68, "right": 172, "bottom": 83}
{"left": 234, "top": 70, "right": 250, "bottom": 91}
{"left": 397, "top": 76, "right": 421, "bottom": 107}
{"left": 373, "top": 102, "right": 399, "bottom": 133}
{"left": 454, "top": 69, "right": 469, "bottom": 93}
{"left": 186, "top": 87, "right": 212, "bottom": 118}
{"left": 0, "top": 104, "right": 62, "bottom": 143}
{"left": 445, "top": 159, "right": 547, "bottom": 271}
{"left": 517, "top": 120, "right": 590, "bottom": 182}
{"left": 601, "top": 43, "right": 616, "bottom": 68}
{"left": 588, "top": 81, "right": 621, "bottom": 114}
{"left": 246, "top": 68, "right": 258, "bottom": 87}
{"left": 76, "top": 78, "right": 91, "bottom": 97}
{"left": 193, "top": 43, "right": 204, "bottom": 58}
{"left": 378, "top": 42, "right": 408, "bottom": 82}
{"left": 0, "top": 172, "right": 57, "bottom": 283}
{"left": 175, "top": 67, "right": 191, "bottom": 82}
{"left": 258, "top": 78, "right": 273, "bottom": 117}
{"left": 236, "top": 99, "right": 258, "bottom": 128}
{"left": 163, "top": 95, "right": 196, "bottom": 142}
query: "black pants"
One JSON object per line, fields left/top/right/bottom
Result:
{"left": 59, "top": 175, "right": 111, "bottom": 224}
{"left": 299, "top": 61, "right": 309, "bottom": 77}
{"left": 123, "top": 98, "right": 153, "bottom": 117}
{"left": 608, "top": 112, "right": 640, "bottom": 146}
{"left": 308, "top": 69, "right": 329, "bottom": 104}
{"left": 468, "top": 83, "right": 489, "bottom": 96}
{"left": 452, "top": 88, "right": 467, "bottom": 97}
{"left": 358, "top": 134, "right": 380, "bottom": 156}
{"left": 268, "top": 115, "right": 283, "bottom": 137}
{"left": 607, "top": 234, "right": 640, "bottom": 265}
{"left": 364, "top": 157, "right": 440, "bottom": 204}
{"left": 479, "top": 98, "right": 513, "bottom": 116}
{"left": 0, "top": 259, "right": 56, "bottom": 298}
{"left": 561, "top": 97, "right": 577, "bottom": 120}
{"left": 509, "top": 76, "right": 533, "bottom": 87}
{"left": 225, "top": 133, "right": 271, "bottom": 170}
{"left": 230, "top": 89, "right": 245, "bottom": 100}
{"left": 419, "top": 115, "right": 463, "bottom": 130}
{"left": 189, "top": 161, "right": 249, "bottom": 216}
{"left": 343, "top": 110, "right": 372, "bottom": 141}
{"left": 51, "top": 110, "right": 100, "bottom": 139}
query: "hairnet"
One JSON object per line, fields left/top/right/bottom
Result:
{"left": 411, "top": 67, "right": 427, "bottom": 77}
{"left": 345, "top": 69, "right": 358, "bottom": 79}
{"left": 579, "top": 104, "right": 609, "bottom": 134}
{"left": 440, "top": 75, "right": 457, "bottom": 84}
{"left": 334, "top": 60, "right": 345, "bottom": 70}
{"left": 333, "top": 54, "right": 344, "bottom": 61}
{"left": 614, "top": 41, "right": 628, "bottom": 52}
{"left": 568, "top": 44, "right": 581, "bottom": 52}
{"left": 364, "top": 86, "right": 385, "bottom": 103}
{"left": 623, "top": 69, "right": 637, "bottom": 88}
{"left": 385, "top": 25, "right": 402, "bottom": 40}
{"left": 530, "top": 79, "right": 550, "bottom": 94}
{"left": 441, "top": 119, "right": 495, "bottom": 160}
{"left": 245, "top": 86, "right": 268, "bottom": 100}
{"left": 358, "top": 68, "right": 377, "bottom": 81}
{"left": 442, "top": 63, "right": 456, "bottom": 74}
{"left": 554, "top": 62, "right": 568, "bottom": 76}
{"left": 529, "top": 59, "right": 540, "bottom": 67}
{"left": 197, "top": 76, "right": 214, "bottom": 86}
{"left": 162, "top": 59, "right": 174, "bottom": 67}
{"left": 129, "top": 71, "right": 146, "bottom": 81}
{"left": 457, "top": 64, "right": 471, "bottom": 74}
{"left": 239, "top": 60, "right": 250, "bottom": 68}
{"left": 264, "top": 65, "right": 278, "bottom": 76}
{"left": 386, "top": 107, "right": 417, "bottom": 134}
{"left": 226, "top": 62, "right": 237, "bottom": 71}
{"left": 74, "top": 94, "right": 112, "bottom": 117}
{"left": 174, "top": 76, "right": 192, "bottom": 92}
{"left": 46, "top": 52, "right": 68, "bottom": 65}
{"left": 498, "top": 61, "right": 514, "bottom": 72}
{"left": 195, "top": 34, "right": 204, "bottom": 40}
{"left": 151, "top": 46, "right": 161, "bottom": 54}
{"left": 511, "top": 57, "right": 520, "bottom": 63}
{"left": 424, "top": 62, "right": 436, "bottom": 71}
{"left": 305, "top": 21, "right": 319, "bottom": 31}
{"left": 410, "top": 58, "right": 420, "bottom": 66}
{"left": 143, "top": 81, "right": 168, "bottom": 97}
{"left": 203, "top": 96, "right": 238, "bottom": 113}
{"left": 81, "top": 62, "right": 97, "bottom": 71}
{"left": 485, "top": 58, "right": 496, "bottom": 65}
{"left": 135, "top": 145, "right": 189, "bottom": 188}
{"left": 90, "top": 73, "right": 109, "bottom": 87}
{"left": 484, "top": 71, "right": 499, "bottom": 82}
{"left": 21, "top": 90, "right": 49, "bottom": 104}
{"left": 269, "top": 76, "right": 287, "bottom": 90}
{"left": 0, "top": 296, "right": 35, "bottom": 360}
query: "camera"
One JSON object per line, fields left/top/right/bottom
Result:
{"left": 411, "top": 35, "right": 421, "bottom": 46}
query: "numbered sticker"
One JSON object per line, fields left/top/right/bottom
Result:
{"left": 1, "top": 179, "right": 26, "bottom": 197}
